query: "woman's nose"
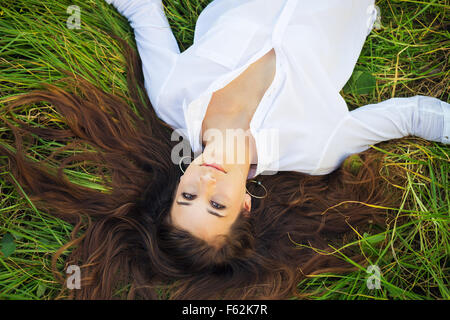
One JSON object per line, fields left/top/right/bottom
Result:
{"left": 200, "top": 173, "right": 216, "bottom": 184}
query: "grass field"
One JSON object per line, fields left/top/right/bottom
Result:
{"left": 0, "top": 0, "right": 449, "bottom": 300}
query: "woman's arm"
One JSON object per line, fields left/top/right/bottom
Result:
{"left": 313, "top": 95, "right": 449, "bottom": 174}
{"left": 105, "top": 0, "right": 180, "bottom": 108}
{"left": 349, "top": 95, "right": 449, "bottom": 145}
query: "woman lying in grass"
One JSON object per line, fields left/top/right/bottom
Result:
{"left": 0, "top": 0, "right": 448, "bottom": 299}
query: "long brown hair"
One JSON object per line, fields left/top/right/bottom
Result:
{"left": 0, "top": 34, "right": 405, "bottom": 299}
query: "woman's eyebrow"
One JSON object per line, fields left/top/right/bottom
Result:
{"left": 176, "top": 200, "right": 225, "bottom": 218}
{"left": 206, "top": 209, "right": 225, "bottom": 218}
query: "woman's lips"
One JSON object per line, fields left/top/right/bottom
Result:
{"left": 201, "top": 163, "right": 227, "bottom": 173}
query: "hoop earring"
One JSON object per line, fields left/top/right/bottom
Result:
{"left": 179, "top": 156, "right": 193, "bottom": 174}
{"left": 246, "top": 179, "right": 268, "bottom": 199}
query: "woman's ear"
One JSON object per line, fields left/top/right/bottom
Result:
{"left": 242, "top": 192, "right": 252, "bottom": 217}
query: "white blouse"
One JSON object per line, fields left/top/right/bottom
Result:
{"left": 105, "top": 0, "right": 449, "bottom": 179}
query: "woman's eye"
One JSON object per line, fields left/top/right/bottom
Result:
{"left": 182, "top": 192, "right": 196, "bottom": 200}
{"left": 210, "top": 201, "right": 226, "bottom": 210}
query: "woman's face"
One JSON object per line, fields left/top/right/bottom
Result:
{"left": 169, "top": 153, "right": 252, "bottom": 244}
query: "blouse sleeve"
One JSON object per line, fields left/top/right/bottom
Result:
{"left": 105, "top": 0, "right": 180, "bottom": 108}
{"left": 312, "top": 95, "right": 449, "bottom": 175}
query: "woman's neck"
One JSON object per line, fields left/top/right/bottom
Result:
{"left": 201, "top": 121, "right": 255, "bottom": 174}
{"left": 200, "top": 49, "right": 276, "bottom": 169}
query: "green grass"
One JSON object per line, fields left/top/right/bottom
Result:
{"left": 0, "top": 0, "right": 449, "bottom": 300}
